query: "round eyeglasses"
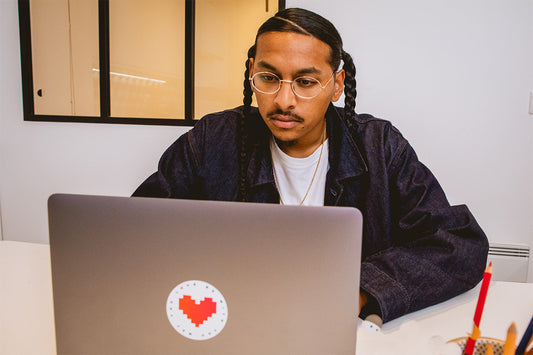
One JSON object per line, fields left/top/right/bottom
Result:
{"left": 249, "top": 71, "right": 335, "bottom": 99}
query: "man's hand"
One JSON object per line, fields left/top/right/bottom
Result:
{"left": 359, "top": 291, "right": 368, "bottom": 314}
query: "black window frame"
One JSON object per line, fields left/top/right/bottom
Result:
{"left": 18, "top": 0, "right": 286, "bottom": 126}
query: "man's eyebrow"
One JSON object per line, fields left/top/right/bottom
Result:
{"left": 295, "top": 67, "right": 322, "bottom": 76}
{"left": 255, "top": 60, "right": 322, "bottom": 76}
{"left": 256, "top": 61, "right": 278, "bottom": 72}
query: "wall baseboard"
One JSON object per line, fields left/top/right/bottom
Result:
{"left": 487, "top": 243, "right": 530, "bottom": 282}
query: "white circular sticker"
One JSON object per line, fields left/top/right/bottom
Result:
{"left": 166, "top": 280, "right": 228, "bottom": 340}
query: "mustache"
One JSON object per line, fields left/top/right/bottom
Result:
{"left": 266, "top": 109, "right": 304, "bottom": 122}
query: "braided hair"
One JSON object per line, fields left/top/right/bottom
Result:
{"left": 238, "top": 8, "right": 358, "bottom": 201}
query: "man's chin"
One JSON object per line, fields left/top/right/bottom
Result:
{"left": 273, "top": 136, "right": 297, "bottom": 149}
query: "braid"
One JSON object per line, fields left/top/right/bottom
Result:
{"left": 238, "top": 45, "right": 256, "bottom": 202}
{"left": 341, "top": 50, "right": 357, "bottom": 133}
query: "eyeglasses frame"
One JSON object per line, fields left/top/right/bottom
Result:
{"left": 249, "top": 71, "right": 337, "bottom": 99}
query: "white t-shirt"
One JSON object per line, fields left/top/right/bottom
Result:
{"left": 270, "top": 137, "right": 329, "bottom": 206}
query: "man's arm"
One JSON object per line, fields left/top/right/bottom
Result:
{"left": 133, "top": 131, "right": 200, "bottom": 198}
{"left": 360, "top": 141, "right": 489, "bottom": 323}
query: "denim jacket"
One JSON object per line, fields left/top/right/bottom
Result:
{"left": 133, "top": 104, "right": 488, "bottom": 323}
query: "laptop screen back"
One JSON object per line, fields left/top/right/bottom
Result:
{"left": 48, "top": 194, "right": 362, "bottom": 354}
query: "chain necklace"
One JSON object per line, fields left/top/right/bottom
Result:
{"left": 272, "top": 127, "right": 327, "bottom": 206}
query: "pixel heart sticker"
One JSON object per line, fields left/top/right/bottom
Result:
{"left": 179, "top": 295, "right": 217, "bottom": 327}
{"left": 166, "top": 280, "right": 228, "bottom": 340}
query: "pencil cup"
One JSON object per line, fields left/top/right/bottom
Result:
{"left": 448, "top": 336, "right": 504, "bottom": 355}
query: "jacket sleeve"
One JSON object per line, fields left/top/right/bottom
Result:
{"left": 132, "top": 130, "right": 201, "bottom": 199}
{"left": 360, "top": 140, "right": 489, "bottom": 323}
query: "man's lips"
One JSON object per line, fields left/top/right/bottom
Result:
{"left": 267, "top": 112, "right": 303, "bottom": 128}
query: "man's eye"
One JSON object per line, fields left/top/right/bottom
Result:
{"left": 260, "top": 74, "right": 277, "bottom": 82}
{"left": 295, "top": 77, "right": 318, "bottom": 87}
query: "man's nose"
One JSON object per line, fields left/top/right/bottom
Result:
{"left": 274, "top": 81, "right": 297, "bottom": 109}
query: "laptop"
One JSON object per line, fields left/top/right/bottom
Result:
{"left": 48, "top": 194, "right": 363, "bottom": 354}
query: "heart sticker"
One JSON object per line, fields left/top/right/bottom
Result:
{"left": 179, "top": 295, "right": 217, "bottom": 327}
{"left": 166, "top": 280, "right": 228, "bottom": 340}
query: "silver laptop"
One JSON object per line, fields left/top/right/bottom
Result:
{"left": 48, "top": 194, "right": 362, "bottom": 354}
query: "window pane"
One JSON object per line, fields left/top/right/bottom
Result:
{"left": 195, "top": 0, "right": 277, "bottom": 119}
{"left": 30, "top": 0, "right": 100, "bottom": 116}
{"left": 109, "top": 0, "right": 185, "bottom": 119}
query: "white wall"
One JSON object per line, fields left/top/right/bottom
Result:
{"left": 287, "top": 0, "right": 533, "bottom": 281}
{"left": 1, "top": 0, "right": 532, "bottom": 279}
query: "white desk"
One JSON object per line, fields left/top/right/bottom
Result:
{"left": 357, "top": 275, "right": 533, "bottom": 354}
{"left": 1, "top": 240, "right": 532, "bottom": 355}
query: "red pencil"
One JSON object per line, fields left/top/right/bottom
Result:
{"left": 464, "top": 262, "right": 493, "bottom": 355}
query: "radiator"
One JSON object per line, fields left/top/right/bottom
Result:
{"left": 487, "top": 243, "right": 530, "bottom": 282}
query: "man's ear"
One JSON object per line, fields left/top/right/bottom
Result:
{"left": 332, "top": 69, "right": 345, "bottom": 102}
{"left": 248, "top": 58, "right": 255, "bottom": 76}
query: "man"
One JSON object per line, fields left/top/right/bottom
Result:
{"left": 133, "top": 8, "right": 488, "bottom": 324}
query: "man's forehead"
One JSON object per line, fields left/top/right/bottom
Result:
{"left": 253, "top": 32, "right": 332, "bottom": 74}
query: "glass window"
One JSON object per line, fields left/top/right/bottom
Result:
{"left": 20, "top": 0, "right": 284, "bottom": 125}
{"left": 195, "top": 0, "right": 276, "bottom": 119}
{"left": 109, "top": 0, "right": 185, "bottom": 119}
{"left": 30, "top": 0, "right": 100, "bottom": 117}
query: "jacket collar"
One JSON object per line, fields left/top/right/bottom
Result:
{"left": 247, "top": 103, "right": 368, "bottom": 189}
{"left": 326, "top": 104, "right": 368, "bottom": 182}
